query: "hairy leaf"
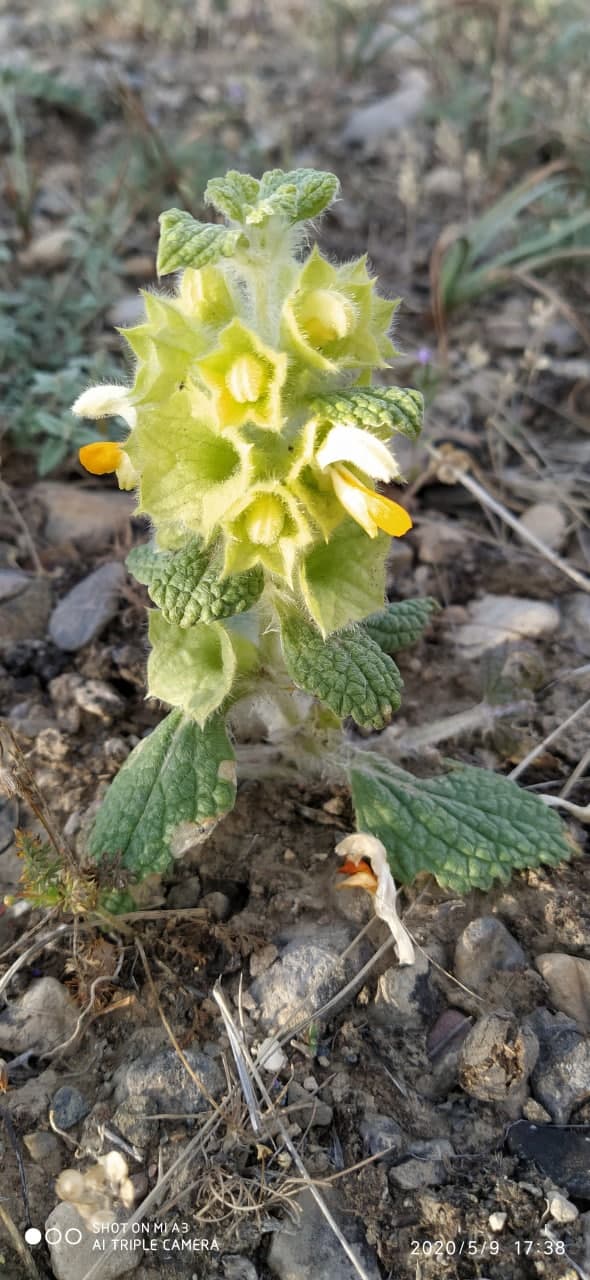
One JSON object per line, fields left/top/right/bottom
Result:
{"left": 363, "top": 598, "right": 439, "bottom": 653}
{"left": 205, "top": 170, "right": 261, "bottom": 221}
{"left": 157, "top": 210, "right": 244, "bottom": 275}
{"left": 88, "top": 711, "right": 236, "bottom": 879}
{"left": 308, "top": 386, "right": 424, "bottom": 443}
{"left": 147, "top": 613, "right": 237, "bottom": 726}
{"left": 350, "top": 757, "right": 575, "bottom": 892}
{"left": 280, "top": 612, "right": 403, "bottom": 729}
{"left": 300, "top": 519, "right": 389, "bottom": 636}
{"left": 127, "top": 539, "right": 264, "bottom": 625}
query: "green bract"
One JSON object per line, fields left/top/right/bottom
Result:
{"left": 74, "top": 166, "right": 573, "bottom": 906}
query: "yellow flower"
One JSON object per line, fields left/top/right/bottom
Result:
{"left": 78, "top": 442, "right": 137, "bottom": 490}
{"left": 315, "top": 424, "right": 412, "bottom": 539}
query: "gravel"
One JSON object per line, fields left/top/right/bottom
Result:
{"left": 49, "top": 562, "right": 126, "bottom": 651}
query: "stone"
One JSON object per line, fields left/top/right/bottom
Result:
{"left": 249, "top": 943, "right": 279, "bottom": 979}
{"left": 51, "top": 1085, "right": 91, "bottom": 1130}
{"left": 341, "top": 69, "right": 430, "bottom": 149}
{"left": 423, "top": 166, "right": 463, "bottom": 198}
{"left": 374, "top": 950, "right": 438, "bottom": 1028}
{"left": 454, "top": 917, "right": 526, "bottom": 992}
{"left": 286, "top": 1081, "right": 332, "bottom": 1127}
{"left": 222, "top": 1258, "right": 259, "bottom": 1280}
{"left": 527, "top": 1008, "right": 590, "bottom": 1123}
{"left": 114, "top": 1046, "right": 224, "bottom": 1116}
{"left": 534, "top": 953, "right": 590, "bottom": 1032}
{"left": 73, "top": 678, "right": 125, "bottom": 721}
{"left": 459, "top": 1012, "right": 539, "bottom": 1104}
{"left": 8, "top": 699, "right": 57, "bottom": 737}
{"left": 49, "top": 562, "right": 125, "bottom": 651}
{"left": 455, "top": 594, "right": 560, "bottom": 658}
{"left": 45, "top": 1202, "right": 140, "bottom": 1279}
{"left": 0, "top": 978, "right": 78, "bottom": 1056}
{"left": 489, "top": 1212, "right": 507, "bottom": 1232}
{"left": 19, "top": 226, "right": 74, "bottom": 270}
{"left": 416, "top": 518, "right": 465, "bottom": 565}
{"left": 0, "top": 572, "right": 51, "bottom": 648}
{"left": 485, "top": 298, "right": 531, "bottom": 351}
{"left": 166, "top": 874, "right": 202, "bottom": 910}
{"left": 519, "top": 503, "right": 567, "bottom": 552}
{"left": 547, "top": 1194, "right": 578, "bottom": 1224}
{"left": 507, "top": 1121, "right": 590, "bottom": 1198}
{"left": 201, "top": 890, "right": 232, "bottom": 921}
{"left": 23, "top": 1129, "right": 62, "bottom": 1174}
{"left": 34, "top": 481, "right": 134, "bottom": 550}
{"left": 389, "top": 1138, "right": 455, "bottom": 1190}
{"left": 267, "top": 1189, "right": 381, "bottom": 1280}
{"left": 111, "top": 1099, "right": 154, "bottom": 1151}
{"left": 360, "top": 1111, "right": 404, "bottom": 1163}
{"left": 251, "top": 938, "right": 350, "bottom": 1030}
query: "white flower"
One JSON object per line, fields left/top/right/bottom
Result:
{"left": 315, "top": 424, "right": 411, "bottom": 540}
{"left": 72, "top": 384, "right": 137, "bottom": 429}
{"left": 336, "top": 832, "right": 415, "bottom": 965}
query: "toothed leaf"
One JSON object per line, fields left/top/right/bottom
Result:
{"left": 205, "top": 170, "right": 261, "bottom": 221}
{"left": 88, "top": 711, "right": 236, "bottom": 880}
{"left": 157, "top": 209, "right": 244, "bottom": 275}
{"left": 279, "top": 612, "right": 403, "bottom": 729}
{"left": 147, "top": 613, "right": 237, "bottom": 727}
{"left": 363, "top": 598, "right": 439, "bottom": 653}
{"left": 299, "top": 519, "right": 389, "bottom": 636}
{"left": 308, "top": 386, "right": 424, "bottom": 443}
{"left": 350, "top": 757, "right": 576, "bottom": 893}
{"left": 127, "top": 540, "right": 264, "bottom": 626}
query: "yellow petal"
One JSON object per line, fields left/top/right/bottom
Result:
{"left": 79, "top": 442, "right": 123, "bottom": 475}
{"left": 331, "top": 465, "right": 412, "bottom": 538}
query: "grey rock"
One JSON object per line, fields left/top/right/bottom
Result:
{"left": 167, "top": 874, "right": 202, "bottom": 909}
{"left": 0, "top": 572, "right": 51, "bottom": 648}
{"left": 528, "top": 1008, "right": 590, "bottom": 1122}
{"left": 390, "top": 1138, "right": 455, "bottom": 1190}
{"left": 454, "top": 917, "right": 526, "bottom": 992}
{"left": 267, "top": 1188, "right": 381, "bottom": 1280}
{"left": 201, "top": 890, "right": 232, "bottom": 921}
{"left": 45, "top": 1203, "right": 140, "bottom": 1279}
{"left": 23, "top": 1129, "right": 62, "bottom": 1174}
{"left": 51, "top": 1085, "right": 91, "bottom": 1130}
{"left": 459, "top": 1012, "right": 538, "bottom": 1104}
{"left": 115, "top": 1046, "right": 224, "bottom": 1115}
{"left": 341, "top": 69, "right": 430, "bottom": 148}
{"left": 73, "top": 678, "right": 125, "bottom": 721}
{"left": 111, "top": 1098, "right": 154, "bottom": 1151}
{"left": 223, "top": 1258, "right": 259, "bottom": 1280}
{"left": 374, "top": 950, "right": 438, "bottom": 1027}
{"left": 5, "top": 1068, "right": 60, "bottom": 1122}
{"left": 519, "top": 502, "right": 567, "bottom": 552}
{"left": 0, "top": 978, "right": 78, "bottom": 1055}
{"left": 360, "top": 1111, "right": 404, "bottom": 1163}
{"left": 455, "top": 594, "right": 560, "bottom": 658}
{"left": 251, "top": 937, "right": 351, "bottom": 1030}
{"left": 34, "top": 481, "right": 134, "bottom": 550}
{"left": 7, "top": 698, "right": 57, "bottom": 737}
{"left": 416, "top": 518, "right": 465, "bottom": 566}
{"left": 535, "top": 953, "right": 590, "bottom": 1032}
{"left": 49, "top": 562, "right": 125, "bottom": 651}
{"left": 287, "top": 1081, "right": 332, "bottom": 1127}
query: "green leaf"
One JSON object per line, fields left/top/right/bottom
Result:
{"left": 205, "top": 170, "right": 261, "bottom": 221}
{"left": 127, "top": 539, "right": 264, "bottom": 625}
{"left": 363, "top": 598, "right": 439, "bottom": 653}
{"left": 157, "top": 209, "right": 244, "bottom": 275}
{"left": 286, "top": 168, "right": 341, "bottom": 221}
{"left": 147, "top": 613, "right": 237, "bottom": 726}
{"left": 308, "top": 386, "right": 423, "bottom": 443}
{"left": 279, "top": 612, "right": 403, "bottom": 729}
{"left": 300, "top": 519, "right": 389, "bottom": 635}
{"left": 350, "top": 756, "right": 575, "bottom": 893}
{"left": 88, "top": 711, "right": 236, "bottom": 880}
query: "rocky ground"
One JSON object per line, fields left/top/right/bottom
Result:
{"left": 1, "top": 2, "right": 590, "bottom": 1278}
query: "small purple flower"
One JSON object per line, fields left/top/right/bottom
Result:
{"left": 416, "top": 345, "right": 432, "bottom": 365}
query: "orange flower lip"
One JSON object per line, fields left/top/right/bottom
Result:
{"left": 337, "top": 857, "right": 378, "bottom": 893}
{"left": 79, "top": 441, "right": 123, "bottom": 475}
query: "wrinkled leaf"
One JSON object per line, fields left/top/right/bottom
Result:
{"left": 157, "top": 209, "right": 244, "bottom": 275}
{"left": 308, "top": 386, "right": 423, "bottom": 443}
{"left": 127, "top": 539, "right": 264, "bottom": 625}
{"left": 363, "top": 598, "right": 439, "bottom": 653}
{"left": 280, "top": 611, "right": 403, "bottom": 729}
{"left": 147, "top": 613, "right": 237, "bottom": 726}
{"left": 350, "top": 756, "right": 575, "bottom": 892}
{"left": 299, "top": 519, "right": 389, "bottom": 636}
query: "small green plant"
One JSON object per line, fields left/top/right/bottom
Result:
{"left": 72, "top": 167, "right": 574, "bottom": 912}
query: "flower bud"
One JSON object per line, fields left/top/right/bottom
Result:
{"left": 226, "top": 354, "right": 266, "bottom": 404}
{"left": 298, "top": 289, "right": 354, "bottom": 345}
{"left": 243, "top": 495, "right": 286, "bottom": 545}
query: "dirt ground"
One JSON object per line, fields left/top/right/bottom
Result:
{"left": 0, "top": 2, "right": 589, "bottom": 1278}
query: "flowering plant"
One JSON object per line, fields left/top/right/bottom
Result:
{"left": 74, "top": 168, "right": 573, "bottom": 920}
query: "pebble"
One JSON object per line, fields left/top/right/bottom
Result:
{"left": 251, "top": 937, "right": 351, "bottom": 1030}
{"left": 547, "top": 1193, "right": 578, "bottom": 1224}
{"left": 527, "top": 1008, "right": 590, "bottom": 1122}
{"left": 45, "top": 1203, "right": 140, "bottom": 1279}
{"left": 201, "top": 890, "right": 232, "bottom": 921}
{"left": 19, "top": 225, "right": 74, "bottom": 270}
{"left": 455, "top": 594, "right": 560, "bottom": 658}
{"left": 49, "top": 562, "right": 125, "bottom": 651}
{"left": 508, "top": 1120, "right": 590, "bottom": 1198}
{"left": 0, "top": 978, "right": 78, "bottom": 1056}
{"left": 51, "top": 1085, "right": 91, "bottom": 1130}
{"left": 488, "top": 1212, "right": 507, "bottom": 1232}
{"left": 23, "top": 1129, "right": 62, "bottom": 1174}
{"left": 459, "top": 1012, "right": 539, "bottom": 1104}
{"left": 416, "top": 518, "right": 465, "bottom": 566}
{"left": 267, "top": 1188, "right": 381, "bottom": 1280}
{"left": 34, "top": 481, "right": 134, "bottom": 550}
{"left": 341, "top": 69, "right": 430, "bottom": 149}
{"left": 519, "top": 502, "right": 567, "bottom": 552}
{"left": 454, "top": 917, "right": 526, "bottom": 992}
{"left": 534, "top": 953, "right": 590, "bottom": 1032}
{"left": 0, "top": 571, "right": 51, "bottom": 648}
{"left": 390, "top": 1138, "right": 455, "bottom": 1190}
{"left": 360, "top": 1111, "right": 405, "bottom": 1163}
{"left": 115, "top": 1046, "right": 224, "bottom": 1116}
{"left": 222, "top": 1258, "right": 259, "bottom": 1280}
{"left": 287, "top": 1081, "right": 333, "bottom": 1127}
{"left": 374, "top": 950, "right": 438, "bottom": 1028}
{"left": 73, "top": 677, "right": 125, "bottom": 721}
{"left": 8, "top": 699, "right": 57, "bottom": 737}
{"left": 167, "top": 874, "right": 202, "bottom": 910}
{"left": 423, "top": 166, "right": 463, "bottom": 198}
